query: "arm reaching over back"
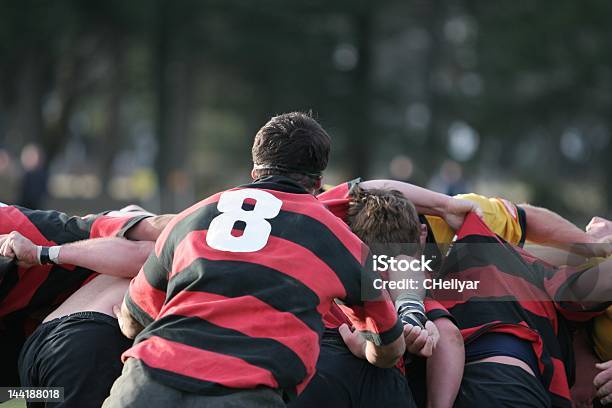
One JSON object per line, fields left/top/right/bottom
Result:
{"left": 521, "top": 204, "right": 612, "bottom": 258}
{"left": 360, "top": 180, "right": 482, "bottom": 230}
{"left": 0, "top": 231, "right": 153, "bottom": 277}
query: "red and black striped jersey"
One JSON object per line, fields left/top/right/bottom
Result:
{"left": 0, "top": 205, "right": 150, "bottom": 324}
{"left": 432, "top": 213, "right": 610, "bottom": 408}
{"left": 124, "top": 176, "right": 402, "bottom": 399}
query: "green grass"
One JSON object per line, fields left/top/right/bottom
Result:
{"left": 0, "top": 399, "right": 26, "bottom": 408}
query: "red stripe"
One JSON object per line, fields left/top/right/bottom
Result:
{"left": 337, "top": 298, "right": 399, "bottom": 335}
{"left": 159, "top": 291, "right": 319, "bottom": 376}
{"left": 316, "top": 183, "right": 351, "bottom": 222}
{"left": 171, "top": 230, "right": 347, "bottom": 316}
{"left": 123, "top": 336, "right": 279, "bottom": 389}
{"left": 0, "top": 207, "right": 57, "bottom": 316}
{"left": 456, "top": 212, "right": 499, "bottom": 240}
{"left": 89, "top": 215, "right": 135, "bottom": 239}
{"left": 548, "top": 357, "right": 571, "bottom": 399}
{"left": 128, "top": 271, "right": 166, "bottom": 320}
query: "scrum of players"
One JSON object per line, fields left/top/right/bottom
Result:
{"left": 0, "top": 112, "right": 611, "bottom": 408}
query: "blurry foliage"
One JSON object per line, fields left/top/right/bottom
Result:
{"left": 0, "top": 0, "right": 609, "bottom": 222}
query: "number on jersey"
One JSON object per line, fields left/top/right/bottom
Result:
{"left": 206, "top": 189, "right": 282, "bottom": 252}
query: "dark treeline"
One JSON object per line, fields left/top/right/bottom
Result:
{"left": 0, "top": 0, "right": 610, "bottom": 221}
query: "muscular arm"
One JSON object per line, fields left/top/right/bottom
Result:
{"left": 360, "top": 180, "right": 482, "bottom": 230}
{"left": 521, "top": 204, "right": 611, "bottom": 258}
{"left": 426, "top": 318, "right": 464, "bottom": 408}
{"left": 0, "top": 231, "right": 153, "bottom": 278}
{"left": 58, "top": 238, "right": 154, "bottom": 278}
{"left": 568, "top": 257, "right": 612, "bottom": 303}
{"left": 125, "top": 214, "right": 174, "bottom": 241}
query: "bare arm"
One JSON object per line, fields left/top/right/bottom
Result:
{"left": 339, "top": 323, "right": 406, "bottom": 368}
{"left": 568, "top": 257, "right": 612, "bottom": 303}
{"left": 426, "top": 318, "right": 464, "bottom": 408}
{"left": 0, "top": 231, "right": 153, "bottom": 278}
{"left": 58, "top": 238, "right": 154, "bottom": 277}
{"left": 125, "top": 214, "right": 175, "bottom": 241}
{"left": 521, "top": 204, "right": 611, "bottom": 258}
{"left": 360, "top": 180, "right": 482, "bottom": 230}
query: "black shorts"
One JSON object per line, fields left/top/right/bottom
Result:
{"left": 18, "top": 312, "right": 133, "bottom": 408}
{"left": 454, "top": 362, "right": 551, "bottom": 408}
{"left": 289, "top": 331, "right": 416, "bottom": 408}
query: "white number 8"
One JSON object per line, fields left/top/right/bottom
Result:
{"left": 206, "top": 189, "right": 283, "bottom": 252}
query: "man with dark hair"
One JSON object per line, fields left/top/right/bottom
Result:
{"left": 291, "top": 187, "right": 465, "bottom": 408}
{"left": 106, "top": 112, "right": 406, "bottom": 407}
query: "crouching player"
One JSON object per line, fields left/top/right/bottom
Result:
{"left": 0, "top": 209, "right": 172, "bottom": 407}
{"left": 290, "top": 187, "right": 465, "bottom": 408}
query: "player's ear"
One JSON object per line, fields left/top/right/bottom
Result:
{"left": 251, "top": 168, "right": 257, "bottom": 180}
{"left": 419, "top": 224, "right": 428, "bottom": 246}
{"left": 313, "top": 178, "right": 322, "bottom": 192}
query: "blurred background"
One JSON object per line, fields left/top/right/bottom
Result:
{"left": 0, "top": 0, "right": 610, "bottom": 224}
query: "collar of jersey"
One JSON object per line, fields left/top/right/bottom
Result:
{"left": 241, "top": 175, "right": 310, "bottom": 194}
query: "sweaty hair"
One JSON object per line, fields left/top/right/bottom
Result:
{"left": 252, "top": 112, "right": 331, "bottom": 191}
{"left": 347, "top": 186, "right": 421, "bottom": 256}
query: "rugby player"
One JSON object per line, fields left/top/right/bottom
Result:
{"left": 431, "top": 213, "right": 612, "bottom": 407}
{"left": 0, "top": 203, "right": 162, "bottom": 387}
{"left": 105, "top": 112, "right": 407, "bottom": 407}
{"left": 0, "top": 209, "right": 172, "bottom": 407}
{"left": 318, "top": 178, "right": 612, "bottom": 407}
{"left": 291, "top": 187, "right": 465, "bottom": 408}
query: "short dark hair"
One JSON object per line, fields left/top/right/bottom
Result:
{"left": 347, "top": 186, "right": 421, "bottom": 256}
{"left": 252, "top": 112, "right": 331, "bottom": 190}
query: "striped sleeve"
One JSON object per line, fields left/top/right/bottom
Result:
{"left": 544, "top": 262, "right": 612, "bottom": 322}
{"left": 125, "top": 251, "right": 169, "bottom": 327}
{"left": 338, "top": 295, "right": 403, "bottom": 346}
{"left": 425, "top": 298, "right": 456, "bottom": 324}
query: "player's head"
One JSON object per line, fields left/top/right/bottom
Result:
{"left": 251, "top": 112, "right": 331, "bottom": 193}
{"left": 347, "top": 187, "right": 422, "bottom": 256}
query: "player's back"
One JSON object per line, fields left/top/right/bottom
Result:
{"left": 125, "top": 176, "right": 368, "bottom": 397}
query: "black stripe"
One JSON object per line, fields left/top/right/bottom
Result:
{"left": 517, "top": 206, "right": 527, "bottom": 247}
{"left": 0, "top": 257, "right": 18, "bottom": 302}
{"left": 125, "top": 290, "right": 154, "bottom": 327}
{"left": 164, "top": 198, "right": 364, "bottom": 306}
{"left": 136, "top": 314, "right": 308, "bottom": 389}
{"left": 426, "top": 308, "right": 456, "bottom": 325}
{"left": 167, "top": 258, "right": 323, "bottom": 335}
{"left": 440, "top": 235, "right": 551, "bottom": 291}
{"left": 358, "top": 318, "right": 403, "bottom": 346}
{"left": 16, "top": 206, "right": 92, "bottom": 244}
{"left": 239, "top": 176, "right": 310, "bottom": 194}
{"left": 142, "top": 252, "right": 169, "bottom": 292}
{"left": 138, "top": 360, "right": 296, "bottom": 400}
{"left": 114, "top": 215, "right": 151, "bottom": 238}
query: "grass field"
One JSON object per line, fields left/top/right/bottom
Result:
{"left": 0, "top": 399, "right": 25, "bottom": 408}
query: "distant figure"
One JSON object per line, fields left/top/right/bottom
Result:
{"left": 18, "top": 144, "right": 48, "bottom": 210}
{"left": 428, "top": 159, "right": 469, "bottom": 196}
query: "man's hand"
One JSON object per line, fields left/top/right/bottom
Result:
{"left": 594, "top": 360, "right": 612, "bottom": 406}
{"left": 113, "top": 301, "right": 144, "bottom": 339}
{"left": 443, "top": 198, "right": 483, "bottom": 231}
{"left": 0, "top": 231, "right": 39, "bottom": 267}
{"left": 338, "top": 323, "right": 367, "bottom": 360}
{"left": 587, "top": 217, "right": 612, "bottom": 241}
{"left": 404, "top": 320, "right": 438, "bottom": 358}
